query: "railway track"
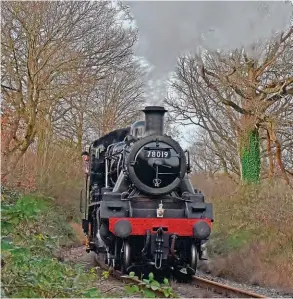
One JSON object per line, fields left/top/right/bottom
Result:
{"left": 94, "top": 255, "right": 266, "bottom": 298}
{"left": 192, "top": 276, "right": 266, "bottom": 298}
{"left": 95, "top": 256, "right": 171, "bottom": 297}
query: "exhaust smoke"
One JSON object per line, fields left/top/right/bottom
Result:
{"left": 127, "top": 1, "right": 293, "bottom": 104}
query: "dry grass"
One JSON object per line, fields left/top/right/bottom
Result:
{"left": 192, "top": 173, "right": 293, "bottom": 290}
{"left": 2, "top": 144, "right": 83, "bottom": 220}
{"left": 69, "top": 222, "right": 86, "bottom": 246}
{"left": 210, "top": 242, "right": 293, "bottom": 291}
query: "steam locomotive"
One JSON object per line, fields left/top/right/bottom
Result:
{"left": 80, "top": 106, "right": 213, "bottom": 279}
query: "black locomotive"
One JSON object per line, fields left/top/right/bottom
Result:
{"left": 80, "top": 106, "right": 213, "bottom": 279}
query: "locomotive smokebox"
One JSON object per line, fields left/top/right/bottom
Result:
{"left": 142, "top": 106, "right": 167, "bottom": 136}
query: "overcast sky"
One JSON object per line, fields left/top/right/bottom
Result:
{"left": 125, "top": 1, "right": 293, "bottom": 148}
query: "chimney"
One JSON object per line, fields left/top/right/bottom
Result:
{"left": 142, "top": 106, "right": 167, "bottom": 136}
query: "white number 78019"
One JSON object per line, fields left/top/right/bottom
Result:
{"left": 147, "top": 151, "right": 168, "bottom": 158}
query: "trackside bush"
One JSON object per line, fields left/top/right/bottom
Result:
{"left": 1, "top": 188, "right": 101, "bottom": 298}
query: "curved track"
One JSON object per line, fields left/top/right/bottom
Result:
{"left": 94, "top": 254, "right": 266, "bottom": 298}
{"left": 192, "top": 276, "right": 266, "bottom": 298}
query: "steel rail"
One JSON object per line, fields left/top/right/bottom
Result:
{"left": 94, "top": 256, "right": 172, "bottom": 297}
{"left": 93, "top": 253, "right": 265, "bottom": 298}
{"left": 192, "top": 276, "right": 266, "bottom": 298}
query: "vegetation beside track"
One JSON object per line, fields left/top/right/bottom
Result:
{"left": 194, "top": 175, "right": 293, "bottom": 290}
{"left": 1, "top": 187, "right": 107, "bottom": 298}
{"left": 1, "top": 187, "right": 177, "bottom": 298}
{"left": 122, "top": 272, "right": 176, "bottom": 298}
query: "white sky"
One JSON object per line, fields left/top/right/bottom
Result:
{"left": 121, "top": 0, "right": 293, "bottom": 149}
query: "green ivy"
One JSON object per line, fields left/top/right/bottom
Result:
{"left": 240, "top": 129, "right": 261, "bottom": 184}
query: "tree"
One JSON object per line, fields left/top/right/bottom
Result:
{"left": 1, "top": 1, "right": 139, "bottom": 177}
{"left": 166, "top": 26, "right": 293, "bottom": 184}
{"left": 52, "top": 61, "right": 146, "bottom": 150}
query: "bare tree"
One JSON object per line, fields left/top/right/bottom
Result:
{"left": 52, "top": 61, "right": 146, "bottom": 150}
{"left": 166, "top": 25, "right": 293, "bottom": 184}
{"left": 1, "top": 1, "right": 139, "bottom": 177}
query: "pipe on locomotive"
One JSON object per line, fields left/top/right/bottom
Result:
{"left": 142, "top": 106, "right": 168, "bottom": 136}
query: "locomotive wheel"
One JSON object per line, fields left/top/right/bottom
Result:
{"left": 190, "top": 243, "right": 198, "bottom": 271}
{"left": 121, "top": 241, "right": 131, "bottom": 273}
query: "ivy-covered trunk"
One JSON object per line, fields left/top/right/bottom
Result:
{"left": 240, "top": 129, "right": 261, "bottom": 183}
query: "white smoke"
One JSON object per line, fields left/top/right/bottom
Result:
{"left": 127, "top": 1, "right": 293, "bottom": 105}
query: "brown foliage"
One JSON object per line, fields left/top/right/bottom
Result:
{"left": 69, "top": 222, "right": 86, "bottom": 247}
{"left": 167, "top": 26, "right": 293, "bottom": 180}
{"left": 211, "top": 242, "right": 293, "bottom": 290}
{"left": 1, "top": 1, "right": 144, "bottom": 176}
{"left": 192, "top": 174, "right": 293, "bottom": 290}
{"left": 3, "top": 141, "right": 83, "bottom": 216}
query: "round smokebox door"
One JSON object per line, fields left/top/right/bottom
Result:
{"left": 127, "top": 136, "right": 187, "bottom": 195}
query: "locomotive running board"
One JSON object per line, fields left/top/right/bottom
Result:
{"left": 109, "top": 218, "right": 212, "bottom": 237}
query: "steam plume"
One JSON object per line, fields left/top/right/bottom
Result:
{"left": 127, "top": 1, "right": 293, "bottom": 105}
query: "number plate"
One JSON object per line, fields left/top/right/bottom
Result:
{"left": 144, "top": 150, "right": 171, "bottom": 159}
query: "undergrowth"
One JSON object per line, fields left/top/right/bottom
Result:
{"left": 123, "top": 272, "right": 176, "bottom": 298}
{"left": 0, "top": 187, "right": 102, "bottom": 298}
{"left": 209, "top": 181, "right": 293, "bottom": 256}
{"left": 1, "top": 187, "right": 176, "bottom": 298}
{"left": 194, "top": 176, "right": 293, "bottom": 290}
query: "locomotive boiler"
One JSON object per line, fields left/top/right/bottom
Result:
{"left": 80, "top": 106, "right": 213, "bottom": 279}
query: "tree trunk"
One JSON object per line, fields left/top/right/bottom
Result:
{"left": 275, "top": 139, "right": 289, "bottom": 185}
{"left": 266, "top": 130, "right": 274, "bottom": 177}
{"left": 239, "top": 129, "right": 261, "bottom": 183}
{"left": 268, "top": 125, "right": 289, "bottom": 185}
